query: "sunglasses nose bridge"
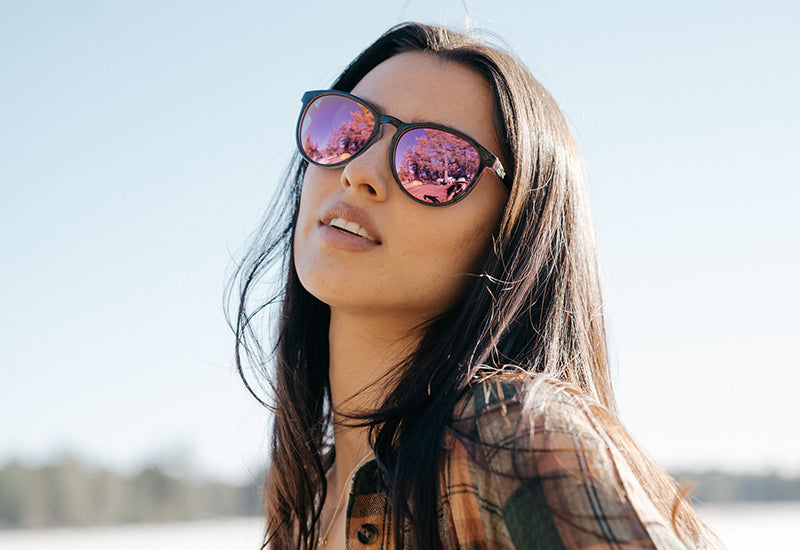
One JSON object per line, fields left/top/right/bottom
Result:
{"left": 367, "top": 115, "right": 404, "bottom": 153}
{"left": 375, "top": 114, "right": 404, "bottom": 142}
{"left": 378, "top": 114, "right": 404, "bottom": 129}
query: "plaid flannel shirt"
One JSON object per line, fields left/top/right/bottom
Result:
{"left": 343, "top": 376, "right": 688, "bottom": 549}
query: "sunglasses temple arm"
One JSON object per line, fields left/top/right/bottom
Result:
{"left": 483, "top": 157, "right": 509, "bottom": 190}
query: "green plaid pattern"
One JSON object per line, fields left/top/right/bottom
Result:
{"left": 343, "top": 376, "right": 687, "bottom": 549}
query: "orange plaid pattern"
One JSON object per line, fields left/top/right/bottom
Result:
{"left": 343, "top": 376, "right": 687, "bottom": 549}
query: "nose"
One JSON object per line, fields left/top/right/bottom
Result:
{"left": 339, "top": 121, "right": 398, "bottom": 201}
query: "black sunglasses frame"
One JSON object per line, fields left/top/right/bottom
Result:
{"left": 296, "top": 89, "right": 509, "bottom": 207}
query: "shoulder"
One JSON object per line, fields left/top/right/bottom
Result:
{"left": 439, "top": 374, "right": 687, "bottom": 549}
{"left": 451, "top": 373, "right": 576, "bottom": 435}
{"left": 449, "top": 373, "right": 605, "bottom": 472}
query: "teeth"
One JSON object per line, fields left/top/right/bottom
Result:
{"left": 328, "top": 218, "right": 375, "bottom": 241}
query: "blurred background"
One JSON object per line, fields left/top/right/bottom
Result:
{"left": 1, "top": 0, "right": 798, "bottom": 547}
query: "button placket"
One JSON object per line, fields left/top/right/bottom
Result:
{"left": 346, "top": 460, "right": 391, "bottom": 548}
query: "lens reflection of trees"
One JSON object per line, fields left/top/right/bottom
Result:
{"left": 307, "top": 110, "right": 480, "bottom": 185}
{"left": 397, "top": 130, "right": 479, "bottom": 185}
{"left": 315, "top": 105, "right": 374, "bottom": 163}
{"left": 302, "top": 134, "right": 321, "bottom": 161}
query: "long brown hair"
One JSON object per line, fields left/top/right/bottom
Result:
{"left": 229, "top": 22, "right": 720, "bottom": 549}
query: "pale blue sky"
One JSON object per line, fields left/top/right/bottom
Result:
{"left": 1, "top": 1, "right": 798, "bottom": 482}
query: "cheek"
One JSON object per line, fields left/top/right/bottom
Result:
{"left": 401, "top": 212, "right": 499, "bottom": 309}
{"left": 292, "top": 174, "right": 325, "bottom": 292}
{"left": 430, "top": 193, "right": 507, "bottom": 306}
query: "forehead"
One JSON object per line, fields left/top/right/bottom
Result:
{"left": 350, "top": 52, "right": 502, "bottom": 156}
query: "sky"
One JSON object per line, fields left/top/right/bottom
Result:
{"left": 1, "top": 1, "right": 798, "bottom": 483}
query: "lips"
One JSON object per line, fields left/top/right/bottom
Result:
{"left": 320, "top": 202, "right": 382, "bottom": 245}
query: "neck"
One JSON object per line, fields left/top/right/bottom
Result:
{"left": 327, "top": 308, "right": 423, "bottom": 483}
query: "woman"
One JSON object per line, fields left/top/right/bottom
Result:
{"left": 230, "top": 22, "right": 721, "bottom": 549}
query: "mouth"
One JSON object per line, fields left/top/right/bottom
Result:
{"left": 326, "top": 217, "right": 378, "bottom": 242}
{"left": 319, "top": 201, "right": 383, "bottom": 247}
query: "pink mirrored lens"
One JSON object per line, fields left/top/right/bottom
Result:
{"left": 394, "top": 128, "right": 481, "bottom": 204}
{"left": 299, "top": 95, "right": 375, "bottom": 165}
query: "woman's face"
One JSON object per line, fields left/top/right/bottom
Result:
{"left": 293, "top": 51, "right": 508, "bottom": 324}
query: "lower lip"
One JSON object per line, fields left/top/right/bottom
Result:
{"left": 318, "top": 224, "right": 380, "bottom": 251}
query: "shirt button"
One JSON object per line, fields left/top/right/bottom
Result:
{"left": 357, "top": 523, "right": 379, "bottom": 544}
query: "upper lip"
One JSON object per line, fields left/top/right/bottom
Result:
{"left": 320, "top": 202, "right": 382, "bottom": 243}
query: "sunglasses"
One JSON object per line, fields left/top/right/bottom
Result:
{"left": 296, "top": 90, "right": 509, "bottom": 206}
